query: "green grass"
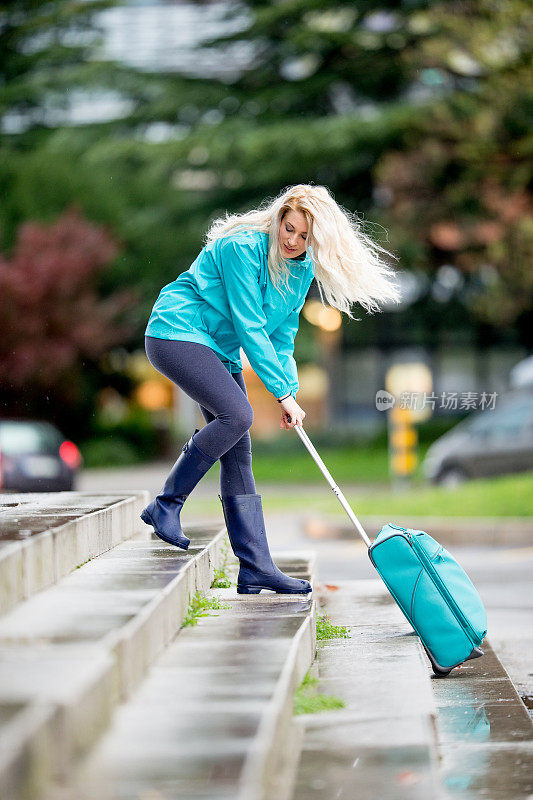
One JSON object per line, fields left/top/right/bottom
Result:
{"left": 182, "top": 591, "right": 230, "bottom": 628}
{"left": 210, "top": 542, "right": 234, "bottom": 589}
{"left": 250, "top": 443, "right": 404, "bottom": 484}
{"left": 210, "top": 568, "right": 233, "bottom": 589}
{"left": 247, "top": 470, "right": 533, "bottom": 518}
{"left": 185, "top": 468, "right": 533, "bottom": 519}
{"left": 294, "top": 670, "right": 345, "bottom": 715}
{"left": 346, "top": 470, "right": 533, "bottom": 517}
{"left": 316, "top": 613, "right": 351, "bottom": 640}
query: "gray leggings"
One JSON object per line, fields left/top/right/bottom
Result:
{"left": 145, "top": 336, "right": 256, "bottom": 496}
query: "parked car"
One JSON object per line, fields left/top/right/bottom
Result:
{"left": 509, "top": 355, "right": 533, "bottom": 389}
{"left": 0, "top": 419, "right": 82, "bottom": 492}
{"left": 422, "top": 388, "right": 533, "bottom": 486}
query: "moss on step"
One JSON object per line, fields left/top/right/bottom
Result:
{"left": 183, "top": 590, "right": 230, "bottom": 628}
{"left": 294, "top": 670, "right": 345, "bottom": 715}
{"left": 210, "top": 541, "right": 234, "bottom": 589}
{"left": 211, "top": 568, "right": 233, "bottom": 588}
{"left": 316, "top": 612, "right": 350, "bottom": 640}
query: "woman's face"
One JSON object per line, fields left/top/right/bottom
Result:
{"left": 279, "top": 210, "right": 308, "bottom": 258}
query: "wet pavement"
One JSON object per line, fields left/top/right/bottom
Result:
{"left": 263, "top": 509, "right": 533, "bottom": 722}
{"left": 293, "top": 580, "right": 533, "bottom": 800}
{"left": 433, "top": 640, "right": 533, "bottom": 799}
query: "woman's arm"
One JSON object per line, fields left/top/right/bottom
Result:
{"left": 269, "top": 305, "right": 301, "bottom": 397}
{"left": 269, "top": 273, "right": 313, "bottom": 398}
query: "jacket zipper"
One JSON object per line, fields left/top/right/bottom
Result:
{"left": 387, "top": 525, "right": 480, "bottom": 645}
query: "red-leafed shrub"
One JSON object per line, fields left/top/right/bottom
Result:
{"left": 0, "top": 207, "right": 137, "bottom": 405}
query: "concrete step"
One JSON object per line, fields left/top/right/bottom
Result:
{"left": 432, "top": 638, "right": 533, "bottom": 799}
{"left": 293, "top": 580, "right": 440, "bottom": 800}
{"left": 59, "top": 552, "right": 317, "bottom": 800}
{"left": 0, "top": 491, "right": 149, "bottom": 614}
{"left": 0, "top": 509, "right": 226, "bottom": 800}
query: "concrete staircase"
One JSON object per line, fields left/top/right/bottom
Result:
{"left": 0, "top": 494, "right": 316, "bottom": 800}
{"left": 70, "top": 553, "right": 316, "bottom": 800}
{"left": 293, "top": 580, "right": 440, "bottom": 799}
{"left": 0, "top": 492, "right": 228, "bottom": 800}
{"left": 0, "top": 492, "right": 149, "bottom": 614}
{"left": 2, "top": 494, "right": 530, "bottom": 800}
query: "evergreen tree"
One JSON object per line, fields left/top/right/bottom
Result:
{"left": 0, "top": 1, "right": 125, "bottom": 145}
{"left": 374, "top": 0, "right": 533, "bottom": 336}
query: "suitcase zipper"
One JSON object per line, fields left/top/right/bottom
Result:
{"left": 391, "top": 526, "right": 480, "bottom": 645}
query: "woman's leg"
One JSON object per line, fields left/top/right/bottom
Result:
{"left": 144, "top": 337, "right": 254, "bottom": 458}
{"left": 197, "top": 367, "right": 311, "bottom": 596}
{"left": 142, "top": 337, "right": 254, "bottom": 549}
{"left": 198, "top": 370, "right": 256, "bottom": 497}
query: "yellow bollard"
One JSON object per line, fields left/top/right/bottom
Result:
{"left": 388, "top": 405, "right": 418, "bottom": 487}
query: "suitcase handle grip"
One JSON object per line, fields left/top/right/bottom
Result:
{"left": 291, "top": 422, "right": 372, "bottom": 548}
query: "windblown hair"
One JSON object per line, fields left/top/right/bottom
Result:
{"left": 204, "top": 183, "right": 401, "bottom": 320}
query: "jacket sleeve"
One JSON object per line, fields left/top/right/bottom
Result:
{"left": 269, "top": 295, "right": 306, "bottom": 397}
{"left": 219, "top": 237, "right": 294, "bottom": 399}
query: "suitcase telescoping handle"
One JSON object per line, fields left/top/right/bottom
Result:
{"left": 292, "top": 423, "right": 372, "bottom": 548}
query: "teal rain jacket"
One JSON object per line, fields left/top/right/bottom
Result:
{"left": 145, "top": 229, "right": 314, "bottom": 399}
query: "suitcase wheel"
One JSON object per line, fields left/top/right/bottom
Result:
{"left": 432, "top": 665, "right": 453, "bottom": 678}
{"left": 423, "top": 644, "right": 484, "bottom": 678}
{"left": 422, "top": 645, "right": 453, "bottom": 678}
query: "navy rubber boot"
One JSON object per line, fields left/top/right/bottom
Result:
{"left": 218, "top": 493, "right": 312, "bottom": 594}
{"left": 141, "top": 429, "right": 217, "bottom": 549}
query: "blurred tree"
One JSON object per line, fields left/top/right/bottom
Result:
{"left": 1, "top": 0, "right": 531, "bottom": 349}
{"left": 373, "top": 0, "right": 533, "bottom": 337}
{"left": 130, "top": 0, "right": 532, "bottom": 344}
{"left": 0, "top": 0, "right": 439, "bottom": 311}
{"left": 0, "top": 207, "right": 137, "bottom": 432}
{"left": 0, "top": 0, "right": 124, "bottom": 146}
{"left": 128, "top": 1, "right": 419, "bottom": 123}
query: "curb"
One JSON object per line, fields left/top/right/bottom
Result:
{"left": 303, "top": 514, "right": 533, "bottom": 547}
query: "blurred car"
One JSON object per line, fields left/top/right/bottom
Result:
{"left": 0, "top": 419, "right": 82, "bottom": 492}
{"left": 509, "top": 355, "right": 533, "bottom": 389}
{"left": 422, "top": 388, "right": 533, "bottom": 486}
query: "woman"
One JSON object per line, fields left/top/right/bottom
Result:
{"left": 141, "top": 184, "right": 400, "bottom": 595}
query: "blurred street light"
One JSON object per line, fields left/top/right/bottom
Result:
{"left": 385, "top": 361, "right": 433, "bottom": 489}
{"left": 303, "top": 300, "right": 342, "bottom": 331}
{"left": 386, "top": 361, "right": 433, "bottom": 423}
{"left": 135, "top": 380, "right": 173, "bottom": 411}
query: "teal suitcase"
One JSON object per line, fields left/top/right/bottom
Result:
{"left": 293, "top": 425, "right": 487, "bottom": 677}
{"left": 368, "top": 523, "right": 487, "bottom": 676}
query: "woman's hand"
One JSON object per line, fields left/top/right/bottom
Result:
{"left": 279, "top": 395, "right": 306, "bottom": 429}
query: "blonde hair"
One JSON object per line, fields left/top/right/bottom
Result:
{"left": 205, "top": 183, "right": 401, "bottom": 320}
